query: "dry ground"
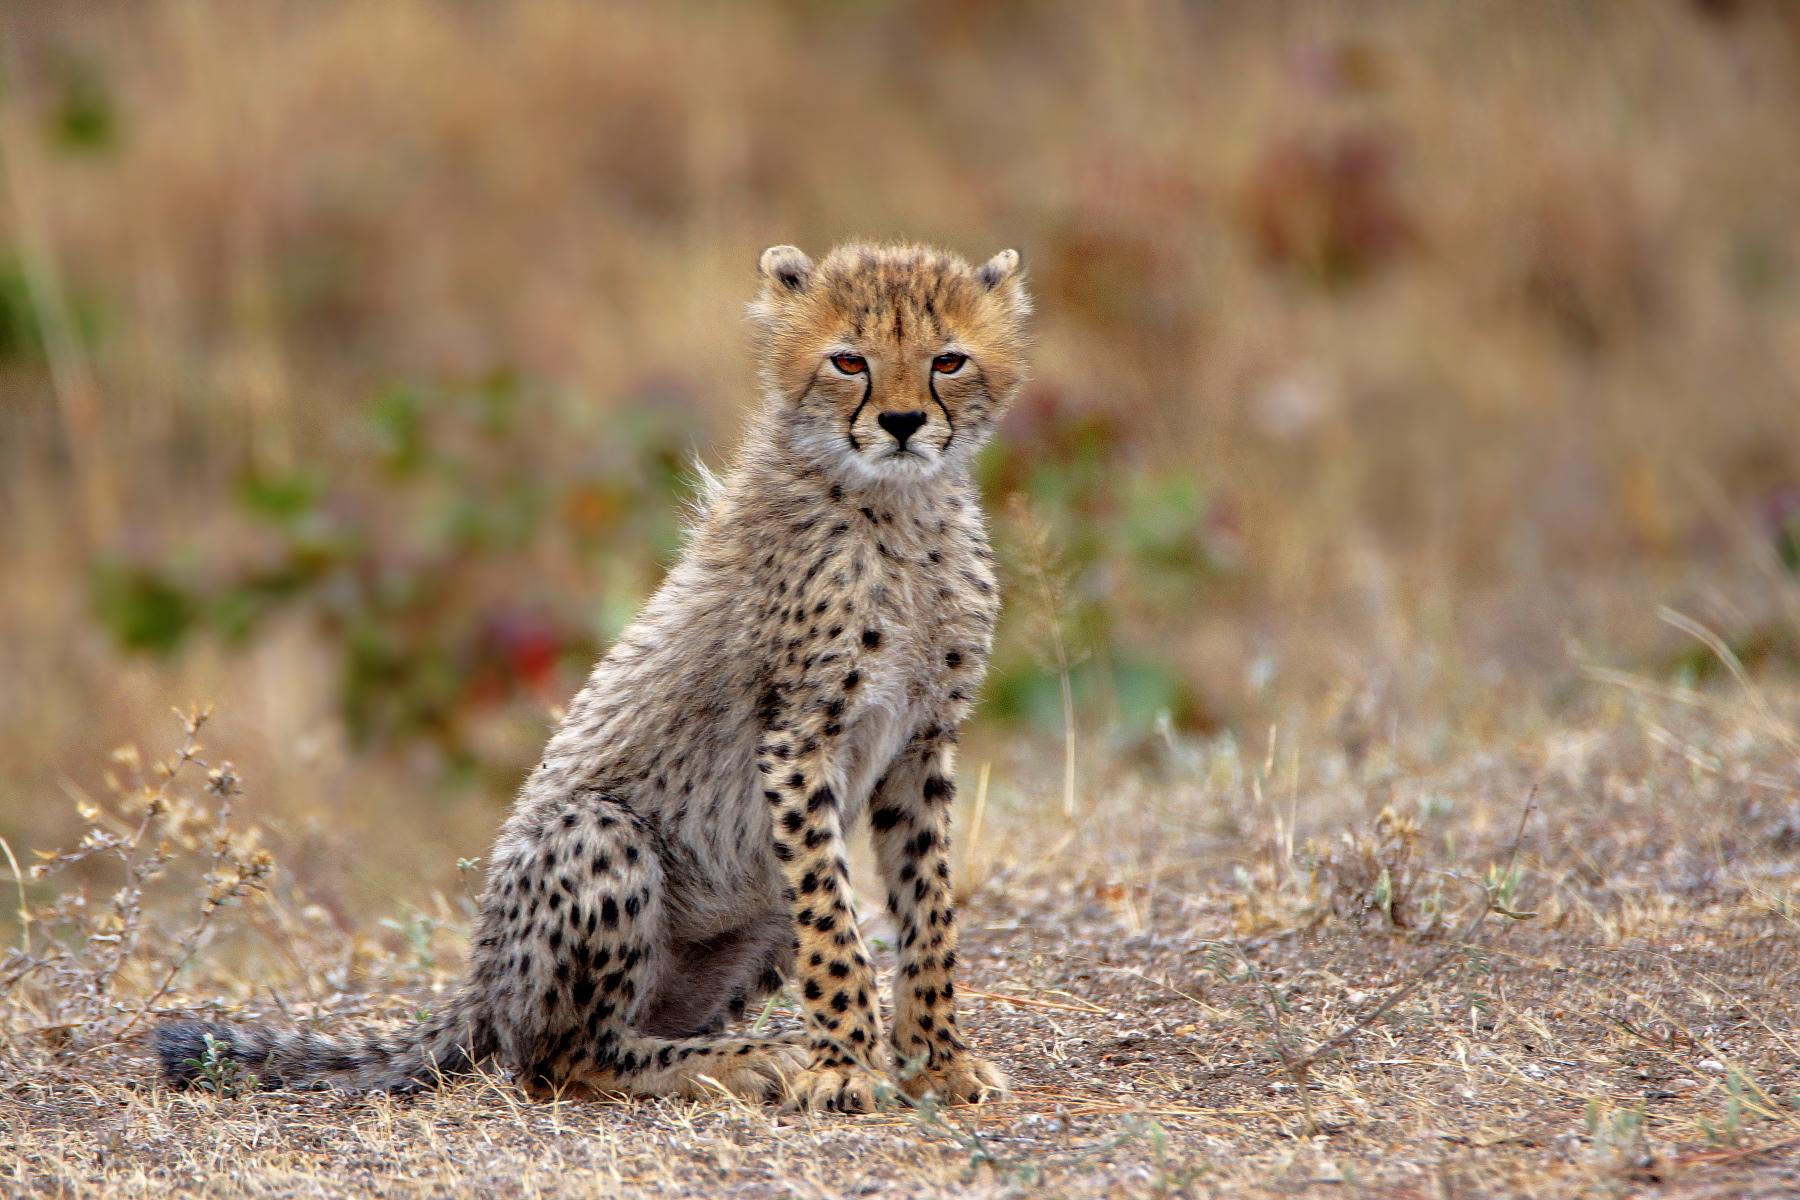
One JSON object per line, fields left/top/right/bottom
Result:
{"left": 4, "top": 8, "right": 1800, "bottom": 1194}
{"left": 5, "top": 688, "right": 1799, "bottom": 1199}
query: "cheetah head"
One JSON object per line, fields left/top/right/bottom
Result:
{"left": 750, "top": 242, "right": 1031, "bottom": 484}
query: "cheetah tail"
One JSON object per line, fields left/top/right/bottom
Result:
{"left": 154, "top": 994, "right": 496, "bottom": 1093}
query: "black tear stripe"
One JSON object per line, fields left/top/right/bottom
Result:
{"left": 845, "top": 371, "right": 873, "bottom": 454}
{"left": 927, "top": 372, "right": 957, "bottom": 451}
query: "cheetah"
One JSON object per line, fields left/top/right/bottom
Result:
{"left": 156, "top": 242, "right": 1029, "bottom": 1112}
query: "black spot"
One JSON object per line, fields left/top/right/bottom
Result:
{"left": 782, "top": 811, "right": 805, "bottom": 832}
{"left": 808, "top": 785, "right": 837, "bottom": 813}
{"left": 871, "top": 806, "right": 903, "bottom": 831}
{"left": 922, "top": 776, "right": 953, "bottom": 803}
{"left": 804, "top": 980, "right": 823, "bottom": 1001}
{"left": 601, "top": 898, "right": 620, "bottom": 927}
{"left": 861, "top": 629, "right": 882, "bottom": 649}
{"left": 757, "top": 686, "right": 783, "bottom": 725}
{"left": 842, "top": 670, "right": 860, "bottom": 689}
{"left": 945, "top": 651, "right": 962, "bottom": 668}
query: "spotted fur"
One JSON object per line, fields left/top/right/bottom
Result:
{"left": 156, "top": 242, "right": 1029, "bottom": 1110}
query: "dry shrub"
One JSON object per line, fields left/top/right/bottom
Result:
{"left": 1305, "top": 805, "right": 1443, "bottom": 933}
{"left": 1241, "top": 126, "right": 1415, "bottom": 288}
{"left": 0, "top": 705, "right": 341, "bottom": 1062}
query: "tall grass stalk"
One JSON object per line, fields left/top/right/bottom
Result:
{"left": 0, "top": 43, "right": 113, "bottom": 546}
{"left": 1008, "top": 494, "right": 1079, "bottom": 822}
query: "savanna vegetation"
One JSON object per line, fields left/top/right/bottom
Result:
{"left": 3, "top": 2, "right": 1799, "bottom": 1195}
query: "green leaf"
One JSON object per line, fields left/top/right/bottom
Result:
{"left": 236, "top": 470, "right": 321, "bottom": 526}
{"left": 91, "top": 560, "right": 196, "bottom": 656}
{"left": 0, "top": 254, "right": 41, "bottom": 362}
{"left": 50, "top": 58, "right": 119, "bottom": 153}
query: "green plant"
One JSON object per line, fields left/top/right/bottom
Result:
{"left": 378, "top": 906, "right": 440, "bottom": 977}
{"left": 88, "top": 373, "right": 704, "bottom": 774}
{"left": 182, "top": 1030, "right": 259, "bottom": 1098}
{"left": 979, "top": 405, "right": 1229, "bottom": 743}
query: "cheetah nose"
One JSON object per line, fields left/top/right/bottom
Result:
{"left": 877, "top": 411, "right": 927, "bottom": 447}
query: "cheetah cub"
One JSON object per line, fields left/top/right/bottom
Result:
{"left": 157, "top": 242, "right": 1027, "bottom": 1111}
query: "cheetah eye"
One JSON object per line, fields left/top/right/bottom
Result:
{"left": 933, "top": 353, "right": 967, "bottom": 374}
{"left": 831, "top": 354, "right": 867, "bottom": 375}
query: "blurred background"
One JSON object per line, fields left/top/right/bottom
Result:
{"left": 2, "top": 0, "right": 1798, "bottom": 911}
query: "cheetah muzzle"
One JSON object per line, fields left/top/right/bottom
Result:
{"left": 156, "top": 241, "right": 1031, "bottom": 1111}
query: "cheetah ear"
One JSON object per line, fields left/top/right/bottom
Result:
{"left": 759, "top": 245, "right": 814, "bottom": 295}
{"left": 975, "top": 248, "right": 1021, "bottom": 291}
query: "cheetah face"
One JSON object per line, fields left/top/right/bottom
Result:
{"left": 750, "top": 243, "right": 1031, "bottom": 486}
{"left": 815, "top": 342, "right": 967, "bottom": 477}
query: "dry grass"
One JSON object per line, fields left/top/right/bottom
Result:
{"left": 5, "top": 1, "right": 1800, "bottom": 1196}
{"left": 5, "top": 680, "right": 1800, "bottom": 1197}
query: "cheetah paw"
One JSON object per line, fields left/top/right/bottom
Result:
{"left": 784, "top": 1062, "right": 896, "bottom": 1113}
{"left": 682, "top": 1040, "right": 809, "bottom": 1102}
{"left": 899, "top": 1055, "right": 1010, "bottom": 1105}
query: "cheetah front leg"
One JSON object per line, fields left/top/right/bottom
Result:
{"left": 757, "top": 722, "right": 890, "bottom": 1112}
{"left": 869, "top": 741, "right": 1009, "bottom": 1104}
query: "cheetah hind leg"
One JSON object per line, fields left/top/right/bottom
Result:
{"left": 483, "top": 792, "right": 805, "bottom": 1103}
{"left": 524, "top": 1031, "right": 809, "bottom": 1104}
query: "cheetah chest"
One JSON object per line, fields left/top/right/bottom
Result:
{"left": 833, "top": 688, "right": 919, "bottom": 829}
{"left": 833, "top": 586, "right": 984, "bottom": 825}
